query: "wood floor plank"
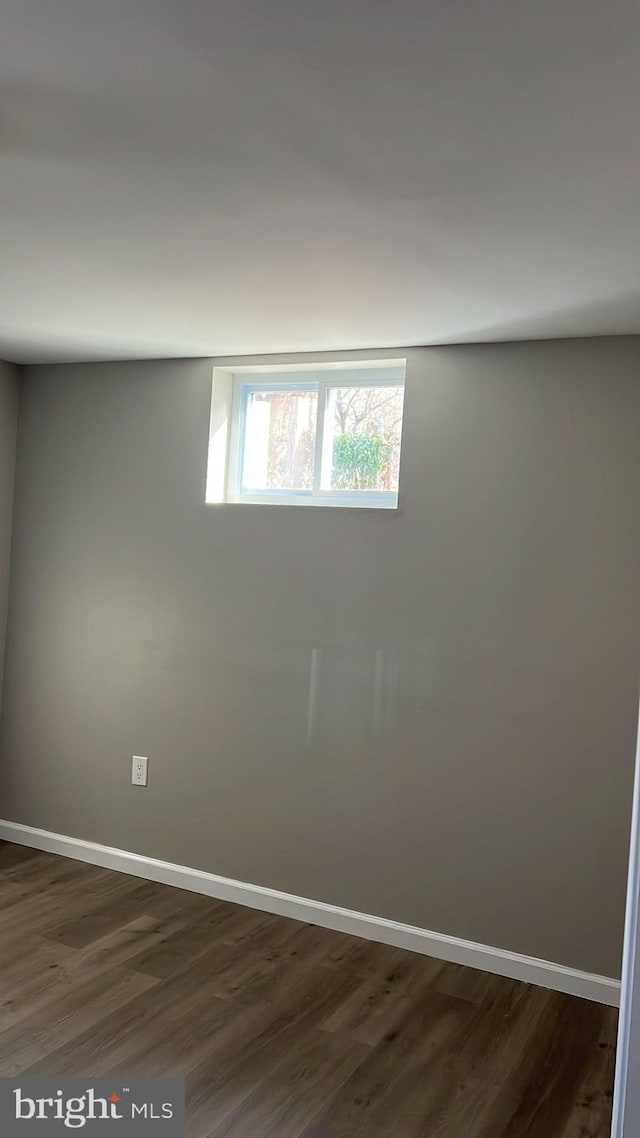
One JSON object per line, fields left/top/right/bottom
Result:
{"left": 298, "top": 988, "right": 476, "bottom": 1138}
{"left": 0, "top": 966, "right": 159, "bottom": 1075}
{"left": 23, "top": 942, "right": 266, "bottom": 1076}
{"left": 69, "top": 910, "right": 201, "bottom": 973}
{"left": 208, "top": 1027, "right": 370, "bottom": 1138}
{"left": 1, "top": 850, "right": 107, "bottom": 889}
{"left": 102, "top": 997, "right": 264, "bottom": 1081}
{"left": 0, "top": 841, "right": 44, "bottom": 872}
{"left": 322, "top": 935, "right": 418, "bottom": 979}
{"left": 0, "top": 842, "right": 618, "bottom": 1137}
{"left": 403, "top": 980, "right": 550, "bottom": 1137}
{"left": 0, "top": 863, "right": 142, "bottom": 944}
{"left": 186, "top": 964, "right": 365, "bottom": 1135}
{"left": 320, "top": 973, "right": 415, "bottom": 1046}
{"left": 471, "top": 991, "right": 611, "bottom": 1138}
{"left": 0, "top": 911, "right": 208, "bottom": 1033}
{"left": 46, "top": 880, "right": 178, "bottom": 947}
{"left": 125, "top": 905, "right": 250, "bottom": 979}
{"left": 435, "top": 961, "right": 509, "bottom": 1005}
{"left": 560, "top": 1006, "right": 618, "bottom": 1138}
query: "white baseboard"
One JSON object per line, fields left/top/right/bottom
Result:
{"left": 0, "top": 819, "right": 620, "bottom": 1007}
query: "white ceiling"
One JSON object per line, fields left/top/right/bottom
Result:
{"left": 1, "top": 0, "right": 640, "bottom": 364}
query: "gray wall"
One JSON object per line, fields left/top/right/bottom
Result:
{"left": 0, "top": 360, "right": 19, "bottom": 714}
{"left": 1, "top": 339, "right": 639, "bottom": 977}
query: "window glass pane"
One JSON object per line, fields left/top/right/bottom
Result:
{"left": 242, "top": 388, "right": 317, "bottom": 491}
{"left": 324, "top": 385, "right": 404, "bottom": 491}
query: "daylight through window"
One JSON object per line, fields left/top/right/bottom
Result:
{"left": 225, "top": 363, "right": 406, "bottom": 508}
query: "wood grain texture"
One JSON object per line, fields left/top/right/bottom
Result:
{"left": 0, "top": 841, "right": 617, "bottom": 1137}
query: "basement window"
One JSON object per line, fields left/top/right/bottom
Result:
{"left": 207, "top": 360, "right": 406, "bottom": 509}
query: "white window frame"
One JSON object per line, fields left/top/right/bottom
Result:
{"left": 226, "top": 365, "right": 406, "bottom": 509}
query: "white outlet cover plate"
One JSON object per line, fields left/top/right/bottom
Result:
{"left": 132, "top": 755, "right": 148, "bottom": 786}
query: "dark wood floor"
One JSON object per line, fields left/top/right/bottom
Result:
{"left": 0, "top": 841, "right": 617, "bottom": 1137}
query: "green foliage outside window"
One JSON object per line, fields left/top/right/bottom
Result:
{"left": 332, "top": 432, "right": 392, "bottom": 490}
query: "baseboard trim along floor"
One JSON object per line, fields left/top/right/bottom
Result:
{"left": 0, "top": 818, "right": 620, "bottom": 1007}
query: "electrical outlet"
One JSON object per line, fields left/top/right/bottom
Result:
{"left": 132, "top": 755, "right": 148, "bottom": 786}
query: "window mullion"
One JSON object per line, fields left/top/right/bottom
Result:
{"left": 313, "top": 381, "right": 327, "bottom": 494}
